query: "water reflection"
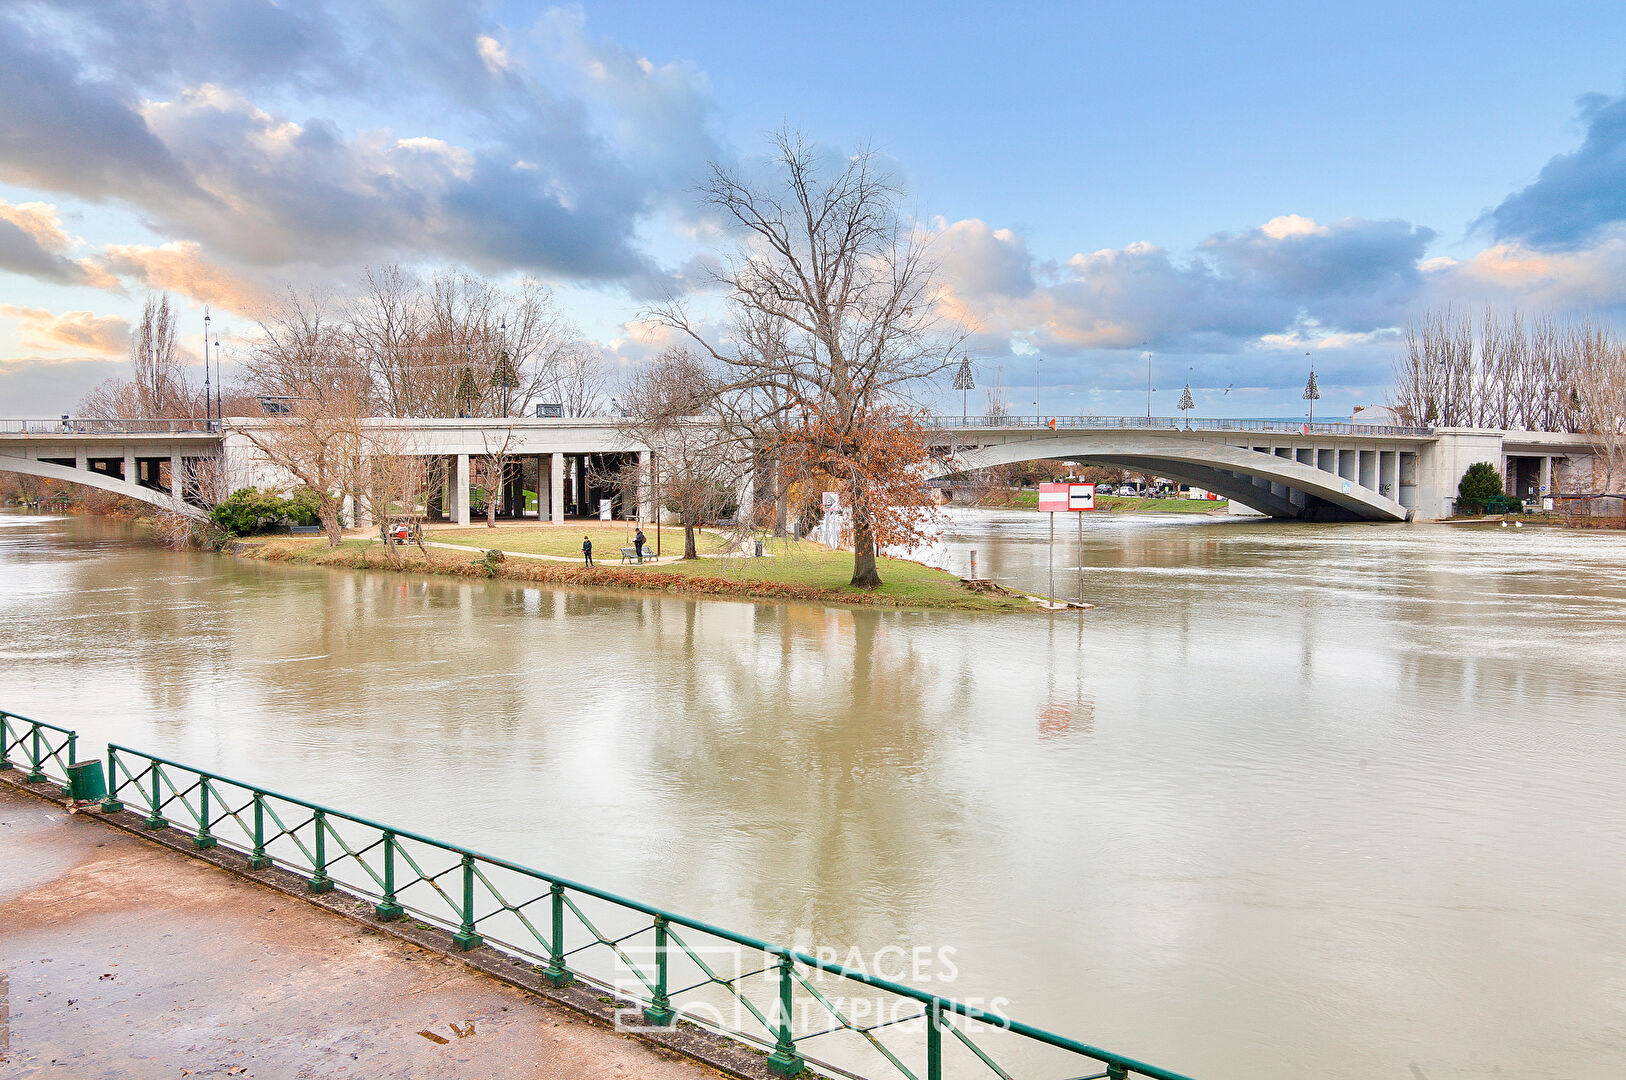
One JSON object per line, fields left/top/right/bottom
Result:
{"left": 3, "top": 510, "right": 1625, "bottom": 1080}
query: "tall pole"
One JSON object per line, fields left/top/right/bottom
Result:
{"left": 215, "top": 338, "right": 222, "bottom": 422}
{"left": 1035, "top": 356, "right": 1042, "bottom": 424}
{"left": 1048, "top": 510, "right": 1054, "bottom": 607}
{"left": 203, "top": 309, "right": 212, "bottom": 427}
{"left": 1143, "top": 348, "right": 1153, "bottom": 421}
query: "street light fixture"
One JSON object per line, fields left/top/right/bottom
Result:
{"left": 1034, "top": 355, "right": 1043, "bottom": 425}
{"left": 203, "top": 309, "right": 212, "bottom": 427}
{"left": 1303, "top": 351, "right": 1320, "bottom": 425}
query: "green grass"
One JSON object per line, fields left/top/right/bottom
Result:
{"left": 426, "top": 522, "right": 732, "bottom": 559}
{"left": 245, "top": 531, "right": 1034, "bottom": 612}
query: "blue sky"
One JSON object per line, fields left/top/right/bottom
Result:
{"left": 4, "top": 0, "right": 1626, "bottom": 418}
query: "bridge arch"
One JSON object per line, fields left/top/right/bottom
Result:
{"left": 930, "top": 433, "right": 1410, "bottom": 521}
{"left": 0, "top": 454, "right": 208, "bottom": 520}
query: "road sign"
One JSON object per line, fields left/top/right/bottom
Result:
{"left": 823, "top": 491, "right": 840, "bottom": 512}
{"left": 1040, "top": 482, "right": 1095, "bottom": 511}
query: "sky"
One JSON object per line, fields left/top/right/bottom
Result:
{"left": 4, "top": 0, "right": 1626, "bottom": 419}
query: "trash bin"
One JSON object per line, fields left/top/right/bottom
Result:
{"left": 67, "top": 759, "right": 107, "bottom": 802}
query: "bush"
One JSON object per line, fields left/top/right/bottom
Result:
{"left": 1457, "top": 462, "right": 1504, "bottom": 515}
{"left": 210, "top": 487, "right": 305, "bottom": 536}
{"left": 475, "top": 548, "right": 506, "bottom": 576}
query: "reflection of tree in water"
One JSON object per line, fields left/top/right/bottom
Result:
{"left": 633, "top": 600, "right": 981, "bottom": 952}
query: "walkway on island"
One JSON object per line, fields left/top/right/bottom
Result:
{"left": 0, "top": 783, "right": 721, "bottom": 1080}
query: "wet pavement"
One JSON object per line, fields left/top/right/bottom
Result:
{"left": 0, "top": 783, "right": 720, "bottom": 1080}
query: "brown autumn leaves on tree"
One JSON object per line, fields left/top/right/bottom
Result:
{"left": 657, "top": 130, "right": 958, "bottom": 588}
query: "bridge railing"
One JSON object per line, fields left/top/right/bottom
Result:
{"left": 924, "top": 415, "right": 1433, "bottom": 438}
{"left": 0, "top": 418, "right": 217, "bottom": 435}
{"left": 101, "top": 742, "right": 1197, "bottom": 1080}
{"left": 0, "top": 709, "right": 76, "bottom": 789}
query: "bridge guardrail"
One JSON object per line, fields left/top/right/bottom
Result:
{"left": 0, "top": 418, "right": 217, "bottom": 435}
{"left": 924, "top": 415, "right": 1433, "bottom": 438}
{"left": 98, "top": 741, "right": 1198, "bottom": 1080}
{"left": 0, "top": 709, "right": 77, "bottom": 789}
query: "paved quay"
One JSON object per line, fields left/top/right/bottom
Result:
{"left": 0, "top": 783, "right": 720, "bottom": 1080}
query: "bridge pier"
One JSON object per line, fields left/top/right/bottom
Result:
{"left": 453, "top": 453, "right": 471, "bottom": 526}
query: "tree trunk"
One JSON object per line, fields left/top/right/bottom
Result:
{"left": 320, "top": 502, "right": 343, "bottom": 548}
{"left": 683, "top": 522, "right": 698, "bottom": 560}
{"left": 849, "top": 496, "right": 881, "bottom": 588}
{"left": 485, "top": 459, "right": 499, "bottom": 528}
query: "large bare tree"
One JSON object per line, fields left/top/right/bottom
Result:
{"left": 237, "top": 289, "right": 369, "bottom": 546}
{"left": 656, "top": 130, "right": 957, "bottom": 587}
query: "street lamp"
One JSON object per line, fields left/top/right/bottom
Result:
{"left": 1303, "top": 351, "right": 1320, "bottom": 425}
{"left": 952, "top": 356, "right": 975, "bottom": 424}
{"left": 1142, "top": 349, "right": 1154, "bottom": 421}
{"left": 203, "top": 309, "right": 212, "bottom": 427}
{"left": 215, "top": 339, "right": 222, "bottom": 422}
{"left": 1034, "top": 355, "right": 1043, "bottom": 424}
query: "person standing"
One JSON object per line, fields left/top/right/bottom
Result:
{"left": 582, "top": 535, "right": 593, "bottom": 567}
{"left": 634, "top": 527, "right": 647, "bottom": 563}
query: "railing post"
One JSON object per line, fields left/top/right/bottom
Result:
{"left": 58, "top": 730, "right": 77, "bottom": 796}
{"left": 100, "top": 746, "right": 123, "bottom": 812}
{"left": 0, "top": 714, "right": 11, "bottom": 771}
{"left": 246, "top": 792, "right": 271, "bottom": 869}
{"left": 193, "top": 778, "right": 217, "bottom": 849}
{"left": 452, "top": 853, "right": 482, "bottom": 950}
{"left": 543, "top": 882, "right": 572, "bottom": 986}
{"left": 307, "top": 809, "right": 333, "bottom": 893}
{"left": 765, "top": 952, "right": 803, "bottom": 1076}
{"left": 643, "top": 915, "right": 675, "bottom": 1026}
{"left": 374, "top": 831, "right": 403, "bottom": 920}
{"left": 145, "top": 761, "right": 167, "bottom": 829}
{"left": 26, "top": 724, "right": 44, "bottom": 783}
{"left": 926, "top": 998, "right": 942, "bottom": 1080}
{"left": 1108, "top": 1065, "right": 1128, "bottom": 1080}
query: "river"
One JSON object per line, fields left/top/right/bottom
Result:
{"left": 2, "top": 508, "right": 1623, "bottom": 1080}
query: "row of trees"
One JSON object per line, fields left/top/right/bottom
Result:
{"left": 1391, "top": 307, "right": 1626, "bottom": 492}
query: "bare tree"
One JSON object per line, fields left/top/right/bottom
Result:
{"left": 130, "top": 293, "right": 192, "bottom": 416}
{"left": 237, "top": 289, "right": 369, "bottom": 546}
{"left": 656, "top": 130, "right": 958, "bottom": 587}
{"left": 1573, "top": 322, "right": 1626, "bottom": 496}
{"left": 615, "top": 348, "right": 745, "bottom": 559}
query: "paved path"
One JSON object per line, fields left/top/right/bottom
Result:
{"left": 0, "top": 783, "right": 719, "bottom": 1080}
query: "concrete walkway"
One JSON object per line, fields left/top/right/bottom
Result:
{"left": 0, "top": 784, "right": 720, "bottom": 1080}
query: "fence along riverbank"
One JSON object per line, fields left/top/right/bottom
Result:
{"left": 2, "top": 707, "right": 1199, "bottom": 1080}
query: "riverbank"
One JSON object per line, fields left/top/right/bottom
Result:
{"left": 236, "top": 525, "right": 1040, "bottom": 612}
{"left": 0, "top": 779, "right": 724, "bottom": 1080}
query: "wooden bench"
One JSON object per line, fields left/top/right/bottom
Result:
{"left": 290, "top": 524, "right": 321, "bottom": 536}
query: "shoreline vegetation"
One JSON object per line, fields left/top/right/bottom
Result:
{"left": 234, "top": 523, "right": 1044, "bottom": 613}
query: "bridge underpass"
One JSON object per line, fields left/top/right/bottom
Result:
{"left": 929, "top": 430, "right": 1419, "bottom": 521}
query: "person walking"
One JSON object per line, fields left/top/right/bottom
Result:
{"left": 582, "top": 535, "right": 593, "bottom": 567}
{"left": 634, "top": 527, "right": 647, "bottom": 563}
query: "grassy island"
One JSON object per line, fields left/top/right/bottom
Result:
{"left": 236, "top": 523, "right": 1040, "bottom": 613}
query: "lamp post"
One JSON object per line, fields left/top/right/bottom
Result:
{"left": 1034, "top": 355, "right": 1043, "bottom": 425}
{"left": 203, "top": 309, "right": 212, "bottom": 428}
{"left": 952, "top": 356, "right": 975, "bottom": 424}
{"left": 1303, "top": 352, "right": 1320, "bottom": 425}
{"left": 1142, "top": 349, "right": 1154, "bottom": 421}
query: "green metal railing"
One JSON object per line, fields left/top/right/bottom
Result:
{"left": 98, "top": 743, "right": 1196, "bottom": 1080}
{"left": 0, "top": 709, "right": 77, "bottom": 790}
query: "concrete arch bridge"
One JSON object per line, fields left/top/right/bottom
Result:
{"left": 925, "top": 418, "right": 1434, "bottom": 521}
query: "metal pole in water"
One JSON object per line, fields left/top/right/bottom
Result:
{"left": 1078, "top": 509, "right": 1084, "bottom": 605}
{"left": 1048, "top": 511, "right": 1055, "bottom": 608}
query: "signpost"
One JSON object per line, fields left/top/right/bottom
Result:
{"left": 1037, "top": 483, "right": 1096, "bottom": 606}
{"left": 822, "top": 492, "right": 840, "bottom": 550}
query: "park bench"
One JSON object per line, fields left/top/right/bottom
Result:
{"left": 620, "top": 546, "right": 650, "bottom": 563}
{"left": 290, "top": 524, "right": 321, "bottom": 536}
